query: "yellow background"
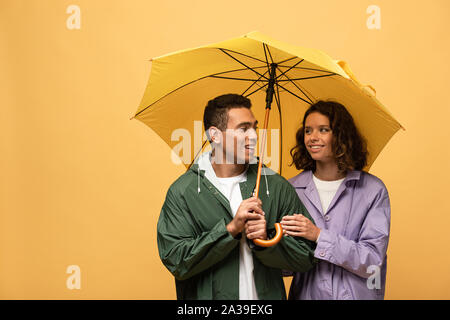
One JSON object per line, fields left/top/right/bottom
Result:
{"left": 1, "top": 0, "right": 449, "bottom": 299}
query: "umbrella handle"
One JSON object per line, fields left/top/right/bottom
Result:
{"left": 253, "top": 223, "right": 283, "bottom": 247}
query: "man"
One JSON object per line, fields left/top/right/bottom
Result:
{"left": 157, "top": 94, "right": 317, "bottom": 299}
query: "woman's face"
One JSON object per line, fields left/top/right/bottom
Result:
{"left": 304, "top": 112, "right": 335, "bottom": 163}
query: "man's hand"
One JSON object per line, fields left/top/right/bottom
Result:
{"left": 245, "top": 213, "right": 267, "bottom": 240}
{"left": 226, "top": 197, "right": 264, "bottom": 238}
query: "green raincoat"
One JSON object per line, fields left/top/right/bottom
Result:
{"left": 157, "top": 160, "right": 317, "bottom": 299}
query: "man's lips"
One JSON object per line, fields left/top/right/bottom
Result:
{"left": 245, "top": 145, "right": 256, "bottom": 153}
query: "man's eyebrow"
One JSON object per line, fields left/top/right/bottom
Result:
{"left": 235, "top": 120, "right": 258, "bottom": 127}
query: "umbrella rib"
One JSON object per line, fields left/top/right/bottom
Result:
{"left": 277, "top": 66, "right": 336, "bottom": 74}
{"left": 241, "top": 69, "right": 270, "bottom": 96}
{"left": 276, "top": 82, "right": 313, "bottom": 105}
{"left": 187, "top": 140, "right": 208, "bottom": 171}
{"left": 219, "top": 49, "right": 269, "bottom": 80}
{"left": 264, "top": 43, "right": 275, "bottom": 64}
{"left": 135, "top": 68, "right": 266, "bottom": 117}
{"left": 275, "top": 59, "right": 304, "bottom": 81}
{"left": 278, "top": 73, "right": 337, "bottom": 81}
{"left": 209, "top": 75, "right": 267, "bottom": 82}
{"left": 276, "top": 56, "right": 299, "bottom": 65}
{"left": 219, "top": 48, "right": 269, "bottom": 65}
{"left": 263, "top": 43, "right": 271, "bottom": 71}
{"left": 276, "top": 66, "right": 314, "bottom": 104}
{"left": 273, "top": 82, "right": 283, "bottom": 175}
{"left": 244, "top": 82, "right": 269, "bottom": 98}
{"left": 135, "top": 74, "right": 216, "bottom": 117}
{"left": 210, "top": 66, "right": 268, "bottom": 77}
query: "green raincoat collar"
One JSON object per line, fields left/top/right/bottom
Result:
{"left": 188, "top": 151, "right": 265, "bottom": 200}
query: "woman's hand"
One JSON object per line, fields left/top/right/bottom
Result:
{"left": 280, "top": 214, "right": 321, "bottom": 242}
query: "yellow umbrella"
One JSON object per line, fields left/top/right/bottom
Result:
{"left": 133, "top": 31, "right": 403, "bottom": 246}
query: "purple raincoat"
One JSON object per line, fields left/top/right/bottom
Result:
{"left": 286, "top": 170, "right": 391, "bottom": 300}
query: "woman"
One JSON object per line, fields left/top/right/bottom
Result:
{"left": 281, "top": 100, "right": 391, "bottom": 300}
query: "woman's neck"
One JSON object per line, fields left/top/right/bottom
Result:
{"left": 314, "top": 160, "right": 346, "bottom": 181}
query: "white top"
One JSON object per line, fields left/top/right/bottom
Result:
{"left": 197, "top": 152, "right": 259, "bottom": 300}
{"left": 312, "top": 174, "right": 345, "bottom": 244}
{"left": 312, "top": 174, "right": 345, "bottom": 215}
{"left": 216, "top": 172, "right": 259, "bottom": 300}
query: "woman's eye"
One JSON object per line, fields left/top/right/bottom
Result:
{"left": 320, "top": 128, "right": 330, "bottom": 133}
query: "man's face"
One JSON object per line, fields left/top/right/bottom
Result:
{"left": 212, "top": 107, "right": 258, "bottom": 164}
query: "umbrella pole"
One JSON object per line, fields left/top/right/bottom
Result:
{"left": 255, "top": 63, "right": 277, "bottom": 198}
{"left": 253, "top": 63, "right": 283, "bottom": 248}
{"left": 253, "top": 107, "right": 270, "bottom": 199}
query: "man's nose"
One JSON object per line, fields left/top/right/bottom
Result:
{"left": 247, "top": 128, "right": 258, "bottom": 141}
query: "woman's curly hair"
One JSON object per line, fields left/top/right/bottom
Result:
{"left": 290, "top": 100, "right": 368, "bottom": 172}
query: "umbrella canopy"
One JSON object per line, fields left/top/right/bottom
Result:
{"left": 134, "top": 31, "right": 403, "bottom": 178}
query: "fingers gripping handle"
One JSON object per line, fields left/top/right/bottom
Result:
{"left": 253, "top": 223, "right": 283, "bottom": 248}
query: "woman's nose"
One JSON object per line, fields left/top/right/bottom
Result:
{"left": 309, "top": 130, "right": 319, "bottom": 141}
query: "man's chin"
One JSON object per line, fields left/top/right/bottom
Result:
{"left": 237, "top": 155, "right": 257, "bottom": 165}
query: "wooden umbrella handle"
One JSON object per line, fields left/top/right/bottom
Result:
{"left": 252, "top": 107, "right": 283, "bottom": 247}
{"left": 253, "top": 223, "right": 283, "bottom": 247}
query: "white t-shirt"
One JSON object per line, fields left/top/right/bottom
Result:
{"left": 216, "top": 171, "right": 259, "bottom": 300}
{"left": 312, "top": 174, "right": 345, "bottom": 244}
{"left": 312, "top": 174, "right": 345, "bottom": 215}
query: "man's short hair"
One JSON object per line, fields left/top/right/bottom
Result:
{"left": 203, "top": 94, "right": 252, "bottom": 141}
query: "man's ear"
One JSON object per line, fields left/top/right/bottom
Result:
{"left": 208, "top": 127, "right": 221, "bottom": 144}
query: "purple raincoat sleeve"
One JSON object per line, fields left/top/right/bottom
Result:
{"left": 314, "top": 185, "right": 390, "bottom": 279}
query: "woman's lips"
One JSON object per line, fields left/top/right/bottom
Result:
{"left": 308, "top": 145, "right": 324, "bottom": 152}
